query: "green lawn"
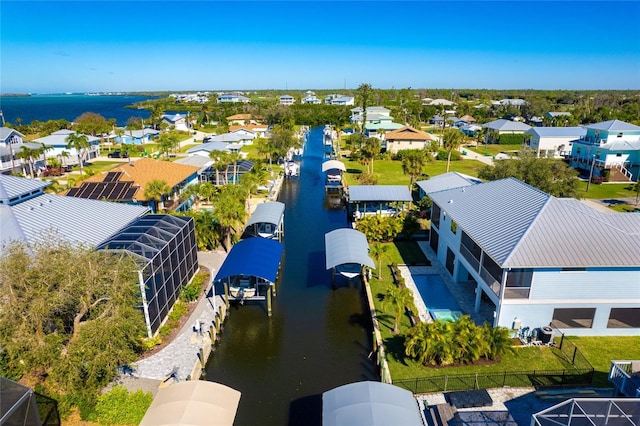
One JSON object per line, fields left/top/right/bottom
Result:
{"left": 83, "top": 161, "right": 121, "bottom": 174}
{"left": 567, "top": 336, "right": 640, "bottom": 387}
{"left": 179, "top": 143, "right": 199, "bottom": 153}
{"left": 463, "top": 144, "right": 522, "bottom": 157}
{"left": 341, "top": 156, "right": 486, "bottom": 186}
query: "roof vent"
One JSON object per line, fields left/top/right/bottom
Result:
{"left": 448, "top": 199, "right": 454, "bottom": 204}
{"left": 129, "top": 163, "right": 135, "bottom": 167}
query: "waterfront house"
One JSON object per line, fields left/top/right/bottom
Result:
{"left": 34, "top": 129, "right": 101, "bottom": 165}
{"left": 187, "top": 141, "right": 236, "bottom": 158}
{"left": 383, "top": 126, "right": 438, "bottom": 154}
{"left": 524, "top": 126, "right": 586, "bottom": 158}
{"left": 0, "top": 127, "right": 33, "bottom": 174}
{"left": 217, "top": 93, "right": 250, "bottom": 103}
{"left": 425, "top": 177, "right": 640, "bottom": 336}
{"left": 350, "top": 106, "right": 392, "bottom": 125}
{"left": 115, "top": 128, "right": 160, "bottom": 145}
{"left": 416, "top": 172, "right": 482, "bottom": 199}
{"left": 229, "top": 128, "right": 257, "bottom": 144}
{"left": 229, "top": 124, "right": 268, "bottom": 139}
{"left": 65, "top": 158, "right": 200, "bottom": 212}
{"left": 569, "top": 119, "right": 640, "bottom": 182}
{"left": 1, "top": 174, "right": 198, "bottom": 339}
{"left": 161, "top": 113, "right": 190, "bottom": 131}
{"left": 279, "top": 95, "right": 295, "bottom": 106}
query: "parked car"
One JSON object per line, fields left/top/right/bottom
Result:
{"left": 107, "top": 150, "right": 129, "bottom": 158}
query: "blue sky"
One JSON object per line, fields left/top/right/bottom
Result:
{"left": 1, "top": 1, "right": 639, "bottom": 93}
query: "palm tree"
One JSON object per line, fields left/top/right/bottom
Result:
{"left": 125, "top": 116, "right": 144, "bottom": 148}
{"left": 65, "top": 132, "right": 90, "bottom": 176}
{"left": 209, "top": 150, "right": 232, "bottom": 185}
{"left": 401, "top": 149, "right": 429, "bottom": 190}
{"left": 369, "top": 242, "right": 390, "bottom": 280}
{"left": 381, "top": 284, "right": 417, "bottom": 334}
{"left": 443, "top": 128, "right": 463, "bottom": 173}
{"left": 227, "top": 151, "right": 243, "bottom": 184}
{"left": 213, "top": 185, "right": 246, "bottom": 251}
{"left": 404, "top": 320, "right": 454, "bottom": 366}
{"left": 15, "top": 146, "right": 40, "bottom": 178}
{"left": 144, "top": 179, "right": 172, "bottom": 212}
{"left": 480, "top": 323, "right": 515, "bottom": 360}
{"left": 361, "top": 137, "right": 381, "bottom": 174}
{"left": 39, "top": 143, "right": 53, "bottom": 168}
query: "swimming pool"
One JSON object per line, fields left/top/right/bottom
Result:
{"left": 414, "top": 274, "right": 463, "bottom": 322}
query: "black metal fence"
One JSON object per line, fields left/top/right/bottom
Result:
{"left": 393, "top": 368, "right": 594, "bottom": 394}
{"left": 392, "top": 326, "right": 595, "bottom": 394}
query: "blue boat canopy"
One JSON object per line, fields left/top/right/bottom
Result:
{"left": 214, "top": 238, "right": 284, "bottom": 283}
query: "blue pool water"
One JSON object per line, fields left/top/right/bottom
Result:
{"left": 414, "top": 274, "right": 463, "bottom": 321}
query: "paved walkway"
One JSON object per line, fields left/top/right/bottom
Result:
{"left": 459, "top": 146, "right": 495, "bottom": 166}
{"left": 117, "top": 251, "right": 228, "bottom": 392}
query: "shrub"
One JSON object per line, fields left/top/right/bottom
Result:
{"left": 179, "top": 273, "right": 206, "bottom": 302}
{"left": 91, "top": 386, "right": 153, "bottom": 425}
{"left": 141, "top": 335, "right": 162, "bottom": 351}
{"left": 168, "top": 301, "right": 187, "bottom": 321}
{"left": 497, "top": 133, "right": 525, "bottom": 145}
{"left": 159, "top": 324, "right": 172, "bottom": 337}
{"left": 436, "top": 149, "right": 462, "bottom": 161}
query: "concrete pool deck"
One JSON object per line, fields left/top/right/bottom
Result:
{"left": 399, "top": 241, "right": 494, "bottom": 325}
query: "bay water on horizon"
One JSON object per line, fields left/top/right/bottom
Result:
{"left": 0, "top": 94, "right": 157, "bottom": 127}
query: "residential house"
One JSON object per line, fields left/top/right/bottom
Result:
{"left": 175, "top": 154, "right": 213, "bottom": 181}
{"left": 116, "top": 128, "right": 160, "bottom": 145}
{"left": 229, "top": 128, "right": 257, "bottom": 145}
{"left": 428, "top": 98, "right": 456, "bottom": 107}
{"left": 65, "top": 158, "right": 200, "bottom": 212}
{"left": 524, "top": 127, "right": 586, "bottom": 158}
{"left": 0, "top": 174, "right": 198, "bottom": 339}
{"left": 383, "top": 126, "right": 438, "bottom": 154}
{"left": 226, "top": 114, "right": 259, "bottom": 126}
{"left": 350, "top": 106, "right": 392, "bottom": 125}
{"left": 187, "top": 141, "right": 236, "bottom": 158}
{"left": 481, "top": 119, "right": 531, "bottom": 142}
{"left": 495, "top": 98, "right": 527, "bottom": 107}
{"left": 217, "top": 93, "right": 251, "bottom": 103}
{"left": 329, "top": 96, "right": 355, "bottom": 106}
{"left": 34, "top": 129, "right": 101, "bottom": 165}
{"left": 229, "top": 124, "right": 268, "bottom": 139}
{"left": 569, "top": 119, "right": 640, "bottom": 182}
{"left": 0, "top": 127, "right": 32, "bottom": 174}
{"left": 279, "top": 95, "right": 295, "bottom": 106}
{"left": 424, "top": 177, "right": 640, "bottom": 336}
{"left": 429, "top": 115, "right": 445, "bottom": 127}
{"left": 161, "top": 113, "right": 190, "bottom": 131}
{"left": 302, "top": 95, "right": 322, "bottom": 104}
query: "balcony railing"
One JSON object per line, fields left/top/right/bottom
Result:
{"left": 460, "top": 244, "right": 480, "bottom": 273}
{"left": 480, "top": 266, "right": 501, "bottom": 297}
{"left": 609, "top": 361, "right": 640, "bottom": 397}
{"left": 503, "top": 287, "right": 531, "bottom": 299}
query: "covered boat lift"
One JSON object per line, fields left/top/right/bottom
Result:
{"left": 322, "top": 381, "right": 423, "bottom": 426}
{"left": 243, "top": 201, "right": 285, "bottom": 241}
{"left": 139, "top": 380, "right": 241, "bottom": 426}
{"left": 213, "top": 238, "right": 284, "bottom": 316}
{"left": 347, "top": 185, "right": 412, "bottom": 221}
{"left": 322, "top": 160, "right": 346, "bottom": 193}
{"left": 325, "top": 228, "right": 374, "bottom": 287}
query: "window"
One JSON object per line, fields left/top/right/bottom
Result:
{"left": 607, "top": 308, "right": 640, "bottom": 328}
{"left": 552, "top": 308, "right": 596, "bottom": 328}
{"left": 450, "top": 220, "right": 457, "bottom": 235}
{"left": 561, "top": 267, "right": 586, "bottom": 273}
{"left": 616, "top": 153, "right": 622, "bottom": 157}
{"left": 617, "top": 132, "right": 623, "bottom": 138}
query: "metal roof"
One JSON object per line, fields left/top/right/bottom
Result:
{"left": 586, "top": 120, "right": 640, "bottom": 132}
{"left": 432, "top": 178, "right": 640, "bottom": 268}
{"left": 0, "top": 174, "right": 50, "bottom": 204}
{"left": 175, "top": 155, "right": 213, "bottom": 168}
{"left": 214, "top": 238, "right": 283, "bottom": 283}
{"left": 0, "top": 127, "right": 25, "bottom": 141}
{"left": 6, "top": 192, "right": 149, "bottom": 250}
{"left": 416, "top": 172, "right": 482, "bottom": 195}
{"left": 211, "top": 133, "right": 243, "bottom": 143}
{"left": 506, "top": 197, "right": 640, "bottom": 268}
{"left": 34, "top": 129, "right": 100, "bottom": 146}
{"left": 187, "top": 141, "right": 230, "bottom": 154}
{"left": 322, "top": 160, "right": 346, "bottom": 173}
{"left": 139, "top": 381, "right": 241, "bottom": 426}
{"left": 325, "top": 228, "right": 374, "bottom": 270}
{"left": 526, "top": 127, "right": 586, "bottom": 137}
{"left": 246, "top": 201, "right": 285, "bottom": 227}
{"left": 482, "top": 119, "right": 531, "bottom": 132}
{"left": 322, "top": 381, "right": 423, "bottom": 426}
{"left": 348, "top": 185, "right": 412, "bottom": 203}
{"left": 430, "top": 178, "right": 550, "bottom": 266}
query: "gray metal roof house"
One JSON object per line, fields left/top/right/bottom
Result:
{"left": 427, "top": 177, "right": 640, "bottom": 336}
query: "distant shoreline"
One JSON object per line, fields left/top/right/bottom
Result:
{"left": 0, "top": 93, "right": 30, "bottom": 97}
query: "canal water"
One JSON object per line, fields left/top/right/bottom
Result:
{"left": 205, "top": 126, "right": 378, "bottom": 425}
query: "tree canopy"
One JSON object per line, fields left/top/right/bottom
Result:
{"left": 0, "top": 238, "right": 146, "bottom": 408}
{"left": 478, "top": 150, "right": 579, "bottom": 198}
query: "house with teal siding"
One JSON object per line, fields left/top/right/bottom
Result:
{"left": 424, "top": 177, "right": 640, "bottom": 336}
{"left": 570, "top": 119, "right": 640, "bottom": 182}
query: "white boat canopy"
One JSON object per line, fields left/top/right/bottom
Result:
{"left": 246, "top": 201, "right": 285, "bottom": 228}
{"left": 139, "top": 380, "right": 241, "bottom": 426}
{"left": 322, "top": 381, "right": 423, "bottom": 426}
{"left": 325, "top": 228, "right": 374, "bottom": 270}
{"left": 322, "top": 160, "right": 346, "bottom": 173}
